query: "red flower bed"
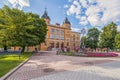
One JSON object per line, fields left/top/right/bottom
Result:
{"left": 86, "top": 52, "right": 118, "bottom": 57}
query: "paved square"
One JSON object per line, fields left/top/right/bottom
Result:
{"left": 4, "top": 51, "right": 120, "bottom": 80}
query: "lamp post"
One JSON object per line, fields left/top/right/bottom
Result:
{"left": 81, "top": 28, "right": 86, "bottom": 52}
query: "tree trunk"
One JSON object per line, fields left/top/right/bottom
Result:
{"left": 21, "top": 45, "right": 25, "bottom": 53}
{"left": 4, "top": 45, "right": 7, "bottom": 52}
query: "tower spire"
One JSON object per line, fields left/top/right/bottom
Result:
{"left": 45, "top": 6, "right": 47, "bottom": 11}
{"left": 41, "top": 7, "right": 50, "bottom": 20}
{"left": 41, "top": 7, "right": 50, "bottom": 24}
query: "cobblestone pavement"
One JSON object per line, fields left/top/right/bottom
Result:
{"left": 31, "top": 61, "right": 120, "bottom": 80}
{"left": 5, "top": 51, "right": 120, "bottom": 80}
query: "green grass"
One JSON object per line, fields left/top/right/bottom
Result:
{"left": 0, "top": 52, "right": 33, "bottom": 77}
{"left": 61, "top": 52, "right": 75, "bottom": 56}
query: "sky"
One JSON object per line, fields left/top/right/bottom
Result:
{"left": 0, "top": 0, "right": 120, "bottom": 32}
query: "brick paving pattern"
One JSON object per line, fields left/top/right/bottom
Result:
{"left": 4, "top": 51, "right": 120, "bottom": 80}
{"left": 31, "top": 61, "right": 120, "bottom": 80}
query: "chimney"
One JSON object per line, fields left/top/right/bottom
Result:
{"left": 56, "top": 23, "right": 60, "bottom": 26}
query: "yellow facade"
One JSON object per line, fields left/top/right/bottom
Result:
{"left": 39, "top": 10, "right": 81, "bottom": 51}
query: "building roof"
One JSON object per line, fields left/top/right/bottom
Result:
{"left": 41, "top": 9, "right": 50, "bottom": 20}
{"left": 48, "top": 24, "right": 71, "bottom": 30}
{"left": 64, "top": 17, "right": 71, "bottom": 24}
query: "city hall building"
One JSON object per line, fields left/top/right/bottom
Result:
{"left": 39, "top": 10, "right": 81, "bottom": 51}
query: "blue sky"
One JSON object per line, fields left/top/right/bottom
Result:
{"left": 0, "top": 0, "right": 120, "bottom": 32}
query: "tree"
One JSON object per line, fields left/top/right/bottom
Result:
{"left": 20, "top": 13, "right": 47, "bottom": 52}
{"left": 85, "top": 28, "right": 100, "bottom": 49}
{"left": 81, "top": 36, "right": 89, "bottom": 48}
{"left": 100, "top": 22, "right": 117, "bottom": 49}
{"left": 0, "top": 5, "right": 14, "bottom": 51}
{"left": 115, "top": 33, "right": 120, "bottom": 49}
{"left": 0, "top": 5, "right": 47, "bottom": 52}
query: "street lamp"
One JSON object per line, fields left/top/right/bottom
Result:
{"left": 81, "top": 28, "right": 86, "bottom": 52}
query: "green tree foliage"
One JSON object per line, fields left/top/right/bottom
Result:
{"left": 100, "top": 22, "right": 117, "bottom": 49}
{"left": 0, "top": 5, "right": 14, "bottom": 50}
{"left": 82, "top": 28, "right": 100, "bottom": 49}
{"left": 0, "top": 5, "right": 47, "bottom": 52}
{"left": 87, "top": 28, "right": 100, "bottom": 49}
{"left": 115, "top": 33, "right": 120, "bottom": 49}
{"left": 81, "top": 36, "right": 88, "bottom": 48}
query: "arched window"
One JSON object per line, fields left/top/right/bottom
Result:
{"left": 56, "top": 42, "right": 59, "bottom": 48}
{"left": 50, "top": 41, "right": 54, "bottom": 48}
{"left": 67, "top": 42, "right": 69, "bottom": 46}
{"left": 61, "top": 42, "right": 64, "bottom": 48}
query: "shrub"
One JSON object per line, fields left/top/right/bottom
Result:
{"left": 66, "top": 46, "right": 70, "bottom": 52}
{"left": 61, "top": 52, "right": 75, "bottom": 56}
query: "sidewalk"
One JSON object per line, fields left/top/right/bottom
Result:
{"left": 5, "top": 51, "right": 120, "bottom": 80}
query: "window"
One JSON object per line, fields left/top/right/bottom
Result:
{"left": 61, "top": 42, "right": 64, "bottom": 48}
{"left": 61, "top": 30, "right": 64, "bottom": 35}
{"left": 73, "top": 43, "right": 75, "bottom": 46}
{"left": 56, "top": 42, "right": 59, "bottom": 48}
{"left": 67, "top": 42, "right": 69, "bottom": 46}
{"left": 56, "top": 30, "right": 59, "bottom": 34}
{"left": 50, "top": 41, "right": 54, "bottom": 48}
{"left": 66, "top": 38, "right": 70, "bottom": 41}
{"left": 73, "top": 35, "right": 75, "bottom": 41}
{"left": 50, "top": 29, "right": 54, "bottom": 33}
{"left": 50, "top": 34, "right": 54, "bottom": 38}
{"left": 61, "top": 36, "right": 64, "bottom": 40}
{"left": 56, "top": 35, "right": 59, "bottom": 39}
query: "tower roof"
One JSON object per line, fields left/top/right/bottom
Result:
{"left": 41, "top": 8, "right": 50, "bottom": 20}
{"left": 64, "top": 17, "right": 71, "bottom": 24}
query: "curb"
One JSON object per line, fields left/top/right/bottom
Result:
{"left": 1, "top": 53, "right": 35, "bottom": 80}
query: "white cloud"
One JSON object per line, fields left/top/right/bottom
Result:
{"left": 66, "top": 10, "right": 70, "bottom": 15}
{"left": 64, "top": 5, "right": 69, "bottom": 8}
{"left": 7, "top": 0, "right": 30, "bottom": 10}
{"left": 68, "top": 5, "right": 76, "bottom": 14}
{"left": 98, "top": 0, "right": 120, "bottom": 24}
{"left": 79, "top": 16, "right": 88, "bottom": 26}
{"left": 68, "top": 0, "right": 72, "bottom": 2}
{"left": 88, "top": 0, "right": 96, "bottom": 4}
{"left": 66, "top": 0, "right": 120, "bottom": 27}
{"left": 79, "top": 20, "right": 88, "bottom": 26}
{"left": 86, "top": 5, "right": 102, "bottom": 16}
{"left": 75, "top": 15, "right": 81, "bottom": 19}
{"left": 81, "top": 16, "right": 87, "bottom": 21}
{"left": 67, "top": 1, "right": 81, "bottom": 15}
{"left": 79, "top": 0, "right": 88, "bottom": 8}
{"left": 73, "top": 0, "right": 80, "bottom": 7}
{"left": 67, "top": 4, "right": 81, "bottom": 15}
{"left": 71, "top": 27, "right": 81, "bottom": 32}
{"left": 117, "top": 26, "right": 120, "bottom": 31}
{"left": 85, "top": 5, "right": 104, "bottom": 26}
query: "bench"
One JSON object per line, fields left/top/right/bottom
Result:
{"left": 0, "top": 50, "right": 21, "bottom": 60}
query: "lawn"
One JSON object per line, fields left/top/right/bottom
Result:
{"left": 0, "top": 52, "right": 33, "bottom": 77}
{"left": 60, "top": 52, "right": 75, "bottom": 56}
